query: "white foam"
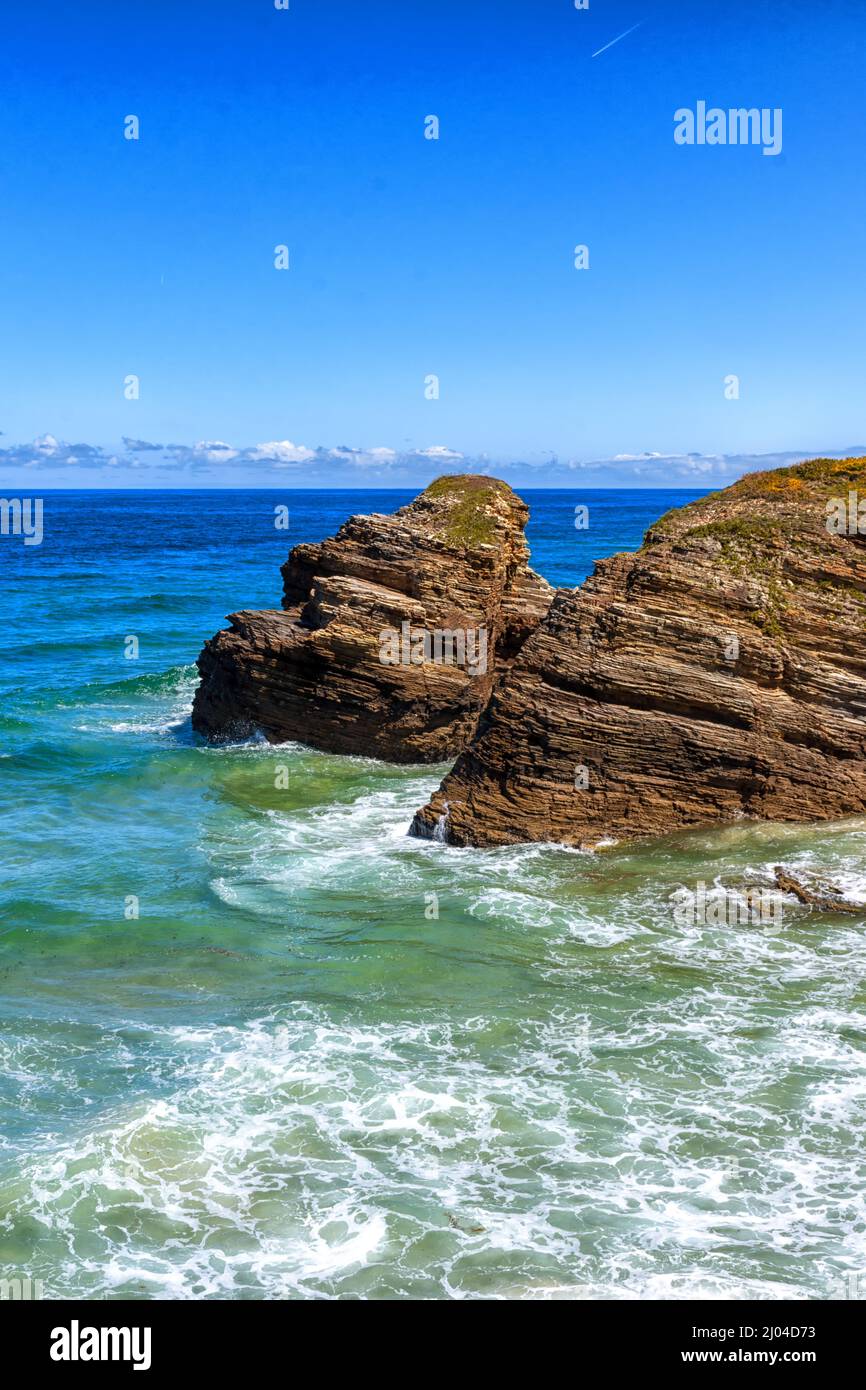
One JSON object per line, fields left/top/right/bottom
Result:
{"left": 6, "top": 741, "right": 866, "bottom": 1300}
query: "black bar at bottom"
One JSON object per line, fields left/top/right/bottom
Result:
{"left": 3, "top": 1297, "right": 859, "bottom": 1374}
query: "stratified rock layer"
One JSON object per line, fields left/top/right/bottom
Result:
{"left": 192, "top": 476, "right": 552, "bottom": 762}
{"left": 411, "top": 457, "right": 866, "bottom": 846}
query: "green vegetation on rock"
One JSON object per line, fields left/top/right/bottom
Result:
{"left": 422, "top": 475, "right": 513, "bottom": 549}
{"left": 730, "top": 455, "right": 866, "bottom": 497}
{"left": 684, "top": 517, "right": 781, "bottom": 545}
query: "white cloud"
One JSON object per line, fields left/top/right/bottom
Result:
{"left": 2, "top": 435, "right": 108, "bottom": 467}
{"left": 33, "top": 433, "right": 62, "bottom": 456}
{"left": 249, "top": 439, "right": 316, "bottom": 465}
{"left": 417, "top": 445, "right": 464, "bottom": 459}
{"left": 4, "top": 435, "right": 863, "bottom": 489}
{"left": 192, "top": 440, "right": 239, "bottom": 461}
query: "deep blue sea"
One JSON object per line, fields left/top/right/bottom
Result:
{"left": 2, "top": 488, "right": 866, "bottom": 1301}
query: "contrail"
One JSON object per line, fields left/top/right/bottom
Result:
{"left": 591, "top": 20, "right": 644, "bottom": 59}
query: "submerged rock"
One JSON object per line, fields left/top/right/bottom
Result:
{"left": 773, "top": 867, "right": 864, "bottom": 915}
{"left": 192, "top": 476, "right": 552, "bottom": 762}
{"left": 411, "top": 456, "right": 866, "bottom": 846}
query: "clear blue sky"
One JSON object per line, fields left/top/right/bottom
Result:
{"left": 1, "top": 0, "right": 864, "bottom": 488}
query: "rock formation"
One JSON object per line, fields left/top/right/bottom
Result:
{"left": 192, "top": 476, "right": 552, "bottom": 762}
{"left": 411, "top": 456, "right": 866, "bottom": 846}
{"left": 773, "top": 867, "right": 864, "bottom": 916}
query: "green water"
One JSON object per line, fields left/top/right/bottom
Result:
{"left": 3, "top": 700, "right": 866, "bottom": 1299}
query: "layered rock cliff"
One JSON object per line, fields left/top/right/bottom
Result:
{"left": 411, "top": 456, "right": 866, "bottom": 846}
{"left": 192, "top": 476, "right": 552, "bottom": 761}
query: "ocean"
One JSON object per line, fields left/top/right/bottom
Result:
{"left": 1, "top": 488, "right": 865, "bottom": 1301}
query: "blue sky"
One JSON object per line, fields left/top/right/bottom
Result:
{"left": 1, "top": 0, "right": 864, "bottom": 488}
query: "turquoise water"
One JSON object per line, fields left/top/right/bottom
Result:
{"left": 2, "top": 489, "right": 866, "bottom": 1301}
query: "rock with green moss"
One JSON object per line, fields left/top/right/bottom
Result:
{"left": 193, "top": 475, "right": 552, "bottom": 761}
{"left": 412, "top": 456, "right": 866, "bottom": 846}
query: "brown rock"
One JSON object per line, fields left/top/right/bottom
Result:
{"left": 773, "top": 867, "right": 864, "bottom": 915}
{"left": 411, "top": 456, "right": 866, "bottom": 845}
{"left": 192, "top": 475, "right": 552, "bottom": 762}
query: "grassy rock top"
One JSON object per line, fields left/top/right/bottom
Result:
{"left": 647, "top": 455, "right": 866, "bottom": 546}
{"left": 729, "top": 454, "right": 866, "bottom": 496}
{"left": 407, "top": 474, "right": 520, "bottom": 550}
{"left": 638, "top": 455, "right": 866, "bottom": 640}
